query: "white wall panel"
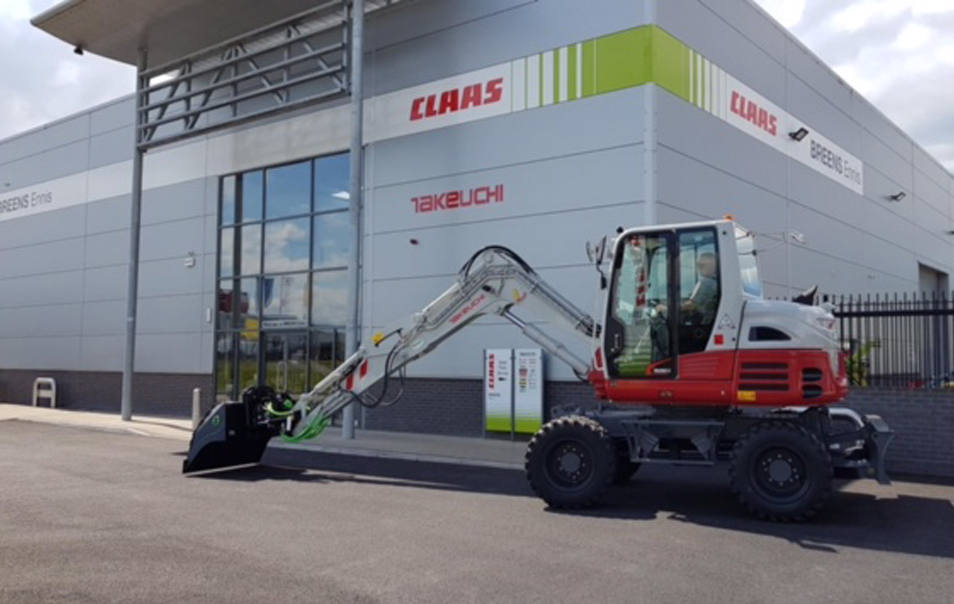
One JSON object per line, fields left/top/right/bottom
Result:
{"left": 0, "top": 304, "right": 82, "bottom": 338}
{"left": 79, "top": 335, "right": 124, "bottom": 371}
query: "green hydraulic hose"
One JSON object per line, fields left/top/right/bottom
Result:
{"left": 264, "top": 397, "right": 330, "bottom": 443}
{"left": 264, "top": 399, "right": 297, "bottom": 418}
{"left": 281, "top": 415, "right": 330, "bottom": 444}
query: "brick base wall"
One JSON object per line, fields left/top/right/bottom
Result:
{"left": 0, "top": 369, "right": 215, "bottom": 417}
{"left": 843, "top": 388, "right": 954, "bottom": 479}
{"left": 361, "top": 378, "right": 601, "bottom": 437}
{"left": 365, "top": 380, "right": 954, "bottom": 479}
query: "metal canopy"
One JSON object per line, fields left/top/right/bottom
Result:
{"left": 31, "top": 0, "right": 401, "bottom": 70}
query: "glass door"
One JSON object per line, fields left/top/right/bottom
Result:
{"left": 263, "top": 332, "right": 309, "bottom": 395}
{"left": 604, "top": 232, "right": 676, "bottom": 379}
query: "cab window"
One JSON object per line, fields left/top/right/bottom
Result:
{"left": 606, "top": 233, "right": 674, "bottom": 378}
{"left": 678, "top": 229, "right": 720, "bottom": 354}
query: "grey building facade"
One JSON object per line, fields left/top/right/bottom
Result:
{"left": 2, "top": 0, "right": 953, "bottom": 435}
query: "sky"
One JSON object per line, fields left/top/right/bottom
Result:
{"left": 0, "top": 0, "right": 952, "bottom": 172}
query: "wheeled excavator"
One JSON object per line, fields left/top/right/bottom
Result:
{"left": 184, "top": 219, "right": 893, "bottom": 521}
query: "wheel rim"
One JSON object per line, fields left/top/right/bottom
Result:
{"left": 544, "top": 439, "right": 595, "bottom": 490}
{"left": 750, "top": 446, "right": 810, "bottom": 503}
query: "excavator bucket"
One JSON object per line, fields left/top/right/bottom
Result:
{"left": 182, "top": 391, "right": 280, "bottom": 474}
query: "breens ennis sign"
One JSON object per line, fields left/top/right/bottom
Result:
{"left": 0, "top": 190, "right": 54, "bottom": 218}
{"left": 0, "top": 172, "right": 87, "bottom": 224}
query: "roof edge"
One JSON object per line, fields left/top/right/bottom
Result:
{"left": 29, "top": 0, "right": 83, "bottom": 28}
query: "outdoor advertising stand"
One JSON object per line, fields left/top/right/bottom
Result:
{"left": 484, "top": 349, "right": 544, "bottom": 438}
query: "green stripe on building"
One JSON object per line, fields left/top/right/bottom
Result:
{"left": 511, "top": 25, "right": 704, "bottom": 112}
{"left": 539, "top": 52, "right": 545, "bottom": 105}
{"left": 649, "top": 26, "right": 692, "bottom": 103}
{"left": 581, "top": 39, "right": 596, "bottom": 97}
{"left": 568, "top": 25, "right": 696, "bottom": 104}
{"left": 592, "top": 27, "right": 653, "bottom": 95}
{"left": 568, "top": 44, "right": 578, "bottom": 100}
{"left": 524, "top": 56, "right": 529, "bottom": 108}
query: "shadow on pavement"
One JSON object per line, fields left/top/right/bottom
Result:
{"left": 192, "top": 448, "right": 530, "bottom": 498}
{"left": 190, "top": 446, "right": 954, "bottom": 561}
{"left": 575, "top": 469, "right": 954, "bottom": 560}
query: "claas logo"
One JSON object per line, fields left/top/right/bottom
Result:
{"left": 410, "top": 78, "right": 504, "bottom": 121}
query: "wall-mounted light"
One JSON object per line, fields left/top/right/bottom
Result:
{"left": 789, "top": 127, "right": 809, "bottom": 142}
{"left": 184, "top": 251, "right": 197, "bottom": 268}
{"left": 888, "top": 192, "right": 906, "bottom": 202}
{"left": 73, "top": 45, "right": 84, "bottom": 56}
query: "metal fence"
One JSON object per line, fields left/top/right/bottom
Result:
{"left": 824, "top": 293, "right": 954, "bottom": 389}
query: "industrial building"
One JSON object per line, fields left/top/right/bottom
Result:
{"left": 1, "top": 0, "right": 952, "bottom": 436}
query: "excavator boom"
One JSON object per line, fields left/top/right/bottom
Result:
{"left": 184, "top": 246, "right": 598, "bottom": 473}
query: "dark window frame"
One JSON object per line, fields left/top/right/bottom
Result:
{"left": 215, "top": 151, "right": 350, "bottom": 400}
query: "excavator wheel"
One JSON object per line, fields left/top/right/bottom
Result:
{"left": 525, "top": 415, "right": 616, "bottom": 509}
{"left": 729, "top": 420, "right": 833, "bottom": 522}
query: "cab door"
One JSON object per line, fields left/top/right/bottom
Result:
{"left": 603, "top": 231, "right": 678, "bottom": 380}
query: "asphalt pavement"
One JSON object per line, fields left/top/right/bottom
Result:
{"left": 2, "top": 418, "right": 954, "bottom": 603}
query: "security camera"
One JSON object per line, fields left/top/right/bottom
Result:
{"left": 73, "top": 45, "right": 84, "bottom": 56}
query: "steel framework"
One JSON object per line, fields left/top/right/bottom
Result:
{"left": 135, "top": 0, "right": 404, "bottom": 150}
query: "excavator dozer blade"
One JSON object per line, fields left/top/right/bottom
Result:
{"left": 182, "top": 400, "right": 277, "bottom": 474}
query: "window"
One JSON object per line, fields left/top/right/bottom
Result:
{"left": 263, "top": 219, "right": 310, "bottom": 273}
{"left": 313, "top": 212, "right": 350, "bottom": 268}
{"left": 605, "top": 233, "right": 673, "bottom": 379}
{"left": 678, "top": 229, "right": 720, "bottom": 354}
{"left": 216, "top": 152, "right": 350, "bottom": 401}
{"left": 736, "top": 227, "right": 762, "bottom": 298}
{"left": 315, "top": 154, "right": 351, "bottom": 212}
{"left": 242, "top": 171, "right": 264, "bottom": 222}
{"left": 266, "top": 161, "right": 311, "bottom": 219}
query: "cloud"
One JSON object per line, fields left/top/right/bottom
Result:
{"left": 755, "top": 0, "right": 954, "bottom": 173}
{"left": 0, "top": 0, "right": 134, "bottom": 141}
{"left": 0, "top": 1, "right": 31, "bottom": 22}
{"left": 754, "top": 0, "right": 806, "bottom": 29}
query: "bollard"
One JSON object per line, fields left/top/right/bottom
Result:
{"left": 192, "top": 388, "right": 201, "bottom": 430}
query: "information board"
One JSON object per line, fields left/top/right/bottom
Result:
{"left": 484, "top": 349, "right": 513, "bottom": 433}
{"left": 514, "top": 349, "right": 544, "bottom": 433}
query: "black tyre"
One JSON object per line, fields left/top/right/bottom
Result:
{"left": 613, "top": 458, "right": 641, "bottom": 484}
{"left": 729, "top": 420, "right": 833, "bottom": 522}
{"left": 525, "top": 416, "right": 616, "bottom": 509}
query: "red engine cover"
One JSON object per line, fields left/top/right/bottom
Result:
{"left": 589, "top": 349, "right": 848, "bottom": 407}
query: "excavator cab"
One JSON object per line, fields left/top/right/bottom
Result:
{"left": 597, "top": 220, "right": 750, "bottom": 403}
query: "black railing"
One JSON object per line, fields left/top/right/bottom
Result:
{"left": 825, "top": 293, "right": 954, "bottom": 389}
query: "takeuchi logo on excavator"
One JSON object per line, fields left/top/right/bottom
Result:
{"left": 451, "top": 293, "right": 487, "bottom": 324}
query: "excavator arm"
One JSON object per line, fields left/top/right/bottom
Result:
{"left": 183, "top": 246, "right": 599, "bottom": 473}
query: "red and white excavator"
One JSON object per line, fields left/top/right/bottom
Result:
{"left": 184, "top": 218, "right": 893, "bottom": 521}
